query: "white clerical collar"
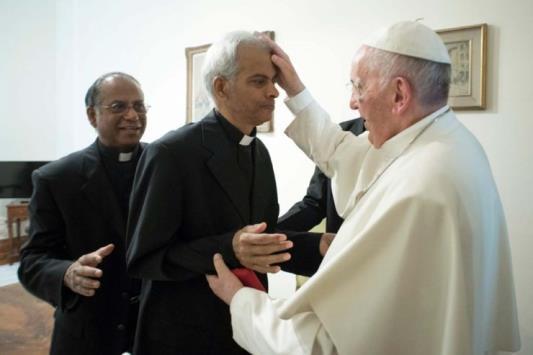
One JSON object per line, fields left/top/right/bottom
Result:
{"left": 118, "top": 152, "right": 133, "bottom": 162}
{"left": 97, "top": 139, "right": 139, "bottom": 162}
{"left": 239, "top": 135, "right": 255, "bottom": 146}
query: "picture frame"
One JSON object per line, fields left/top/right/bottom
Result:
{"left": 436, "top": 24, "right": 487, "bottom": 110}
{"left": 185, "top": 43, "right": 211, "bottom": 124}
{"left": 185, "top": 31, "right": 276, "bottom": 132}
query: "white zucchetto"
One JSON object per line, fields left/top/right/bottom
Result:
{"left": 362, "top": 21, "right": 451, "bottom": 64}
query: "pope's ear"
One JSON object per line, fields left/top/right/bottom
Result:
{"left": 87, "top": 107, "right": 97, "bottom": 128}
{"left": 392, "top": 76, "right": 412, "bottom": 115}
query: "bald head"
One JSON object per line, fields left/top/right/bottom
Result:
{"left": 85, "top": 72, "right": 140, "bottom": 108}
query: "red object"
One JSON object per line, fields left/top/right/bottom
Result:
{"left": 232, "top": 268, "right": 266, "bottom": 291}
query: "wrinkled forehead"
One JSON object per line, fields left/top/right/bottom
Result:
{"left": 350, "top": 46, "right": 370, "bottom": 77}
{"left": 352, "top": 45, "right": 371, "bottom": 66}
{"left": 235, "top": 43, "right": 274, "bottom": 74}
{"left": 99, "top": 77, "right": 144, "bottom": 101}
{"left": 236, "top": 43, "right": 271, "bottom": 62}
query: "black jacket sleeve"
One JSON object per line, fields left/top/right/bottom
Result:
{"left": 126, "top": 143, "right": 242, "bottom": 281}
{"left": 277, "top": 166, "right": 328, "bottom": 231}
{"left": 17, "top": 170, "right": 77, "bottom": 310}
{"left": 127, "top": 141, "right": 327, "bottom": 280}
{"left": 278, "top": 231, "right": 323, "bottom": 276}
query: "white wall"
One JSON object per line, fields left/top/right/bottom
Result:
{"left": 1, "top": 0, "right": 532, "bottom": 352}
{"left": 0, "top": 0, "right": 57, "bottom": 160}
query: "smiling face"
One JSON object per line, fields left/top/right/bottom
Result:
{"left": 87, "top": 76, "right": 146, "bottom": 151}
{"left": 215, "top": 43, "right": 279, "bottom": 134}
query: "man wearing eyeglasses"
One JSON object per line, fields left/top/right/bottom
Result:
{"left": 18, "top": 72, "right": 147, "bottom": 355}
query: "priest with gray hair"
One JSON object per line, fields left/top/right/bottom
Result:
{"left": 126, "top": 30, "right": 326, "bottom": 354}
{"left": 207, "top": 21, "right": 521, "bottom": 355}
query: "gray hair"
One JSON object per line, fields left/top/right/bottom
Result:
{"left": 85, "top": 72, "right": 140, "bottom": 107}
{"left": 202, "top": 31, "right": 270, "bottom": 102}
{"left": 360, "top": 46, "right": 451, "bottom": 107}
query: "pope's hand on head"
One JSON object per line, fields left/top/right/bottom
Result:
{"left": 255, "top": 33, "right": 305, "bottom": 97}
{"left": 63, "top": 243, "right": 115, "bottom": 297}
{"left": 206, "top": 254, "right": 244, "bottom": 305}
{"left": 232, "top": 222, "right": 293, "bottom": 274}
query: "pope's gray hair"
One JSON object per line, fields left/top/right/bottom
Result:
{"left": 202, "top": 31, "right": 270, "bottom": 102}
{"left": 360, "top": 46, "right": 451, "bottom": 107}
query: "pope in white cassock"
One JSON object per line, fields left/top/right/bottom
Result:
{"left": 206, "top": 21, "right": 521, "bottom": 355}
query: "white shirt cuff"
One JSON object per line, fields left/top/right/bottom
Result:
{"left": 230, "top": 287, "right": 258, "bottom": 313}
{"left": 284, "top": 89, "right": 314, "bottom": 115}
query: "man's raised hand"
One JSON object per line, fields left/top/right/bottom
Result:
{"left": 63, "top": 243, "right": 114, "bottom": 297}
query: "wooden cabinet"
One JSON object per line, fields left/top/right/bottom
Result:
{"left": 6, "top": 202, "right": 29, "bottom": 264}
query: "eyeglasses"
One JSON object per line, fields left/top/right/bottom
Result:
{"left": 346, "top": 79, "right": 364, "bottom": 98}
{"left": 346, "top": 78, "right": 365, "bottom": 99}
{"left": 100, "top": 101, "right": 150, "bottom": 114}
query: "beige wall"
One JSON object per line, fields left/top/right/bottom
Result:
{"left": 2, "top": 0, "right": 532, "bottom": 352}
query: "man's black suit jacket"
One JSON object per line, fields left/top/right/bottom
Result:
{"left": 278, "top": 118, "right": 365, "bottom": 233}
{"left": 18, "top": 141, "right": 143, "bottom": 355}
{"left": 126, "top": 111, "right": 322, "bottom": 354}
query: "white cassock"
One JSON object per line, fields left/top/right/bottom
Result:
{"left": 230, "top": 90, "right": 521, "bottom": 355}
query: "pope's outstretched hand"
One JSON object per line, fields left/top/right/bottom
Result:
{"left": 257, "top": 33, "right": 306, "bottom": 97}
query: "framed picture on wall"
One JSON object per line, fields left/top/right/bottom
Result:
{"left": 185, "top": 31, "right": 275, "bottom": 132}
{"left": 185, "top": 43, "right": 211, "bottom": 123}
{"left": 437, "top": 24, "right": 488, "bottom": 110}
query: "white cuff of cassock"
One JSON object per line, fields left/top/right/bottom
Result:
{"left": 230, "top": 287, "right": 264, "bottom": 352}
{"left": 284, "top": 89, "right": 314, "bottom": 115}
{"left": 230, "top": 287, "right": 254, "bottom": 310}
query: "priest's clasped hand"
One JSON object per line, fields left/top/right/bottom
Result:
{"left": 232, "top": 222, "right": 293, "bottom": 274}
{"left": 63, "top": 243, "right": 114, "bottom": 297}
{"left": 206, "top": 253, "right": 243, "bottom": 305}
